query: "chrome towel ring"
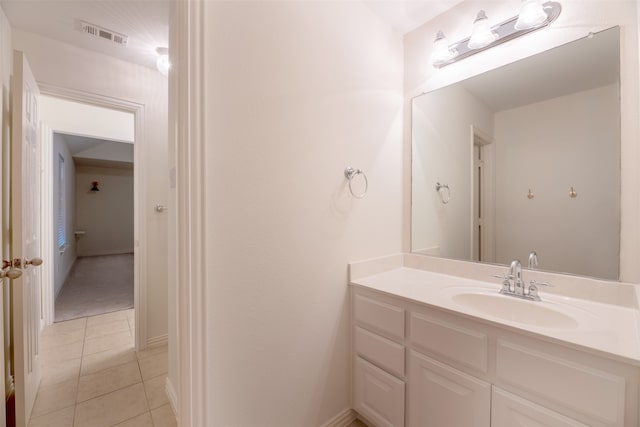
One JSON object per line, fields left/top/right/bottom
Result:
{"left": 435, "top": 182, "right": 450, "bottom": 204}
{"left": 344, "top": 167, "right": 368, "bottom": 199}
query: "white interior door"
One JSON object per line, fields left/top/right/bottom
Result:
{"left": 10, "top": 50, "right": 42, "bottom": 427}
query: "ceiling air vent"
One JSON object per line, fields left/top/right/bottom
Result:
{"left": 80, "top": 21, "right": 128, "bottom": 47}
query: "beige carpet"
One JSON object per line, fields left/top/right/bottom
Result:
{"left": 54, "top": 254, "right": 134, "bottom": 322}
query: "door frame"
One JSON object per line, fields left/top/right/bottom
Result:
{"left": 38, "top": 83, "right": 147, "bottom": 349}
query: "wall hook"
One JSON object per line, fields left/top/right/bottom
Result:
{"left": 527, "top": 189, "right": 534, "bottom": 199}
{"left": 90, "top": 181, "right": 99, "bottom": 192}
{"left": 569, "top": 186, "right": 577, "bottom": 198}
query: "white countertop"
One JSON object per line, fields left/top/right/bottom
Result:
{"left": 351, "top": 267, "right": 640, "bottom": 366}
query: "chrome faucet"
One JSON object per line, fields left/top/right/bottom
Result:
{"left": 510, "top": 259, "right": 524, "bottom": 296}
{"left": 528, "top": 251, "right": 538, "bottom": 269}
{"left": 492, "top": 258, "right": 552, "bottom": 301}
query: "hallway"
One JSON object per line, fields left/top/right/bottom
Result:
{"left": 28, "top": 309, "right": 173, "bottom": 427}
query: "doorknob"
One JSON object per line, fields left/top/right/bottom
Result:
{"left": 0, "top": 268, "right": 22, "bottom": 280}
{"left": 24, "top": 257, "right": 43, "bottom": 267}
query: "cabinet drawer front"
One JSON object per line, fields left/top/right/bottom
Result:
{"left": 354, "top": 357, "right": 405, "bottom": 427}
{"left": 496, "top": 340, "right": 625, "bottom": 426}
{"left": 409, "top": 351, "right": 490, "bottom": 427}
{"left": 355, "top": 327, "right": 405, "bottom": 377}
{"left": 492, "top": 387, "right": 589, "bottom": 427}
{"left": 354, "top": 294, "right": 405, "bottom": 340}
{"left": 410, "top": 312, "right": 488, "bottom": 373}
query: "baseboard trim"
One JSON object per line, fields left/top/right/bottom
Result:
{"left": 146, "top": 334, "right": 168, "bottom": 347}
{"left": 165, "top": 378, "right": 179, "bottom": 419}
{"left": 322, "top": 408, "right": 357, "bottom": 427}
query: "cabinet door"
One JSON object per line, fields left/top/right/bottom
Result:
{"left": 492, "top": 387, "right": 590, "bottom": 427}
{"left": 408, "top": 351, "right": 490, "bottom": 427}
{"left": 354, "top": 357, "right": 405, "bottom": 427}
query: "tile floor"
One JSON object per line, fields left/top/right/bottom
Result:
{"left": 28, "top": 309, "right": 175, "bottom": 427}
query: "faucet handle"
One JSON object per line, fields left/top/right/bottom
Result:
{"left": 530, "top": 279, "right": 552, "bottom": 287}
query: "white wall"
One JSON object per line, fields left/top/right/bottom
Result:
{"left": 40, "top": 95, "right": 134, "bottom": 143}
{"left": 75, "top": 165, "right": 134, "bottom": 257}
{"left": 412, "top": 83, "right": 493, "bottom": 259}
{"left": 494, "top": 84, "right": 620, "bottom": 279}
{"left": 403, "top": 0, "right": 640, "bottom": 282}
{"left": 13, "top": 30, "right": 169, "bottom": 340}
{"left": 199, "top": 1, "right": 403, "bottom": 425}
{"left": 52, "top": 134, "right": 76, "bottom": 298}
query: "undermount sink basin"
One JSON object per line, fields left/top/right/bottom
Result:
{"left": 440, "top": 287, "right": 600, "bottom": 330}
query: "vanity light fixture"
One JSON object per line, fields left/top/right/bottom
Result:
{"left": 515, "top": 0, "right": 548, "bottom": 30}
{"left": 432, "top": 31, "right": 457, "bottom": 64}
{"left": 432, "top": 1, "right": 562, "bottom": 68}
{"left": 468, "top": 11, "right": 498, "bottom": 49}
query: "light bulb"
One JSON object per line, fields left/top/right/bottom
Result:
{"left": 515, "top": 0, "right": 548, "bottom": 30}
{"left": 468, "top": 10, "right": 498, "bottom": 50}
{"left": 432, "top": 31, "right": 457, "bottom": 66}
{"left": 155, "top": 47, "right": 170, "bottom": 76}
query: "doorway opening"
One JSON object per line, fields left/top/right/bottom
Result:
{"left": 471, "top": 126, "right": 496, "bottom": 263}
{"left": 38, "top": 90, "right": 146, "bottom": 348}
{"left": 51, "top": 132, "right": 134, "bottom": 322}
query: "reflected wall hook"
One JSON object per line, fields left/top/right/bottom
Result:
{"left": 569, "top": 186, "right": 577, "bottom": 198}
{"left": 435, "top": 182, "right": 450, "bottom": 204}
{"left": 344, "top": 167, "right": 368, "bottom": 199}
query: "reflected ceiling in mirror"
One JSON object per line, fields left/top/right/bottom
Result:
{"left": 411, "top": 27, "right": 620, "bottom": 280}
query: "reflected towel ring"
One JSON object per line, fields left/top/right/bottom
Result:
{"left": 344, "top": 167, "right": 368, "bottom": 199}
{"left": 435, "top": 182, "right": 450, "bottom": 204}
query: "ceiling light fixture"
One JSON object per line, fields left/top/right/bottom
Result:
{"left": 432, "top": 1, "right": 561, "bottom": 69}
{"left": 156, "top": 47, "right": 170, "bottom": 76}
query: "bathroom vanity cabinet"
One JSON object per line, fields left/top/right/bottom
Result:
{"left": 351, "top": 286, "right": 639, "bottom": 427}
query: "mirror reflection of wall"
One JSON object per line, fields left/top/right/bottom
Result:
{"left": 411, "top": 26, "right": 620, "bottom": 280}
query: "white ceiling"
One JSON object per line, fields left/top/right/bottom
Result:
{"left": 0, "top": 0, "right": 170, "bottom": 70}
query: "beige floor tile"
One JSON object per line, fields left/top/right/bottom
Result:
{"left": 136, "top": 344, "right": 167, "bottom": 361}
{"left": 150, "top": 404, "right": 177, "bottom": 427}
{"left": 85, "top": 318, "right": 130, "bottom": 340}
{"left": 40, "top": 357, "right": 81, "bottom": 387}
{"left": 80, "top": 347, "right": 137, "bottom": 376}
{"left": 41, "top": 328, "right": 85, "bottom": 350}
{"left": 28, "top": 405, "right": 74, "bottom": 427}
{"left": 74, "top": 383, "right": 148, "bottom": 427}
{"left": 143, "top": 375, "right": 168, "bottom": 409}
{"left": 77, "top": 361, "right": 142, "bottom": 403}
{"left": 42, "top": 318, "right": 86, "bottom": 337}
{"left": 83, "top": 330, "right": 133, "bottom": 356}
{"left": 31, "top": 378, "right": 77, "bottom": 418}
{"left": 86, "top": 310, "right": 128, "bottom": 328}
{"left": 138, "top": 352, "right": 168, "bottom": 381}
{"left": 41, "top": 340, "right": 84, "bottom": 363}
{"left": 113, "top": 411, "right": 154, "bottom": 427}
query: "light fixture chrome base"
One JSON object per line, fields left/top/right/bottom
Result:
{"left": 434, "top": 1, "right": 562, "bottom": 68}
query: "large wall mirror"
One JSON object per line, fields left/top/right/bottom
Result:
{"left": 411, "top": 27, "right": 620, "bottom": 280}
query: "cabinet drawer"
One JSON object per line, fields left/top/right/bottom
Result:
{"left": 496, "top": 340, "right": 626, "bottom": 426}
{"left": 410, "top": 312, "right": 488, "bottom": 373}
{"left": 354, "top": 294, "right": 405, "bottom": 340}
{"left": 355, "top": 327, "right": 405, "bottom": 378}
{"left": 408, "top": 350, "right": 490, "bottom": 427}
{"left": 354, "top": 357, "right": 405, "bottom": 427}
{"left": 492, "top": 387, "right": 589, "bottom": 427}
